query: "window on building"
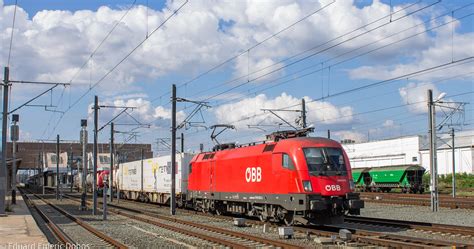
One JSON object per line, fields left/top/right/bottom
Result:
{"left": 50, "top": 155, "right": 64, "bottom": 164}
{"left": 412, "top": 157, "right": 418, "bottom": 162}
{"left": 282, "top": 153, "right": 295, "bottom": 170}
{"left": 99, "top": 155, "right": 110, "bottom": 164}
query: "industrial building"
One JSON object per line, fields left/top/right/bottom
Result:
{"left": 4, "top": 141, "right": 153, "bottom": 188}
{"left": 342, "top": 130, "right": 474, "bottom": 174}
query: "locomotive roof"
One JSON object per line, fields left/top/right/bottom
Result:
{"left": 198, "top": 136, "right": 342, "bottom": 155}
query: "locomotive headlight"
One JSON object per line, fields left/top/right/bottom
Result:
{"left": 302, "top": 180, "right": 313, "bottom": 192}
{"left": 349, "top": 180, "right": 355, "bottom": 191}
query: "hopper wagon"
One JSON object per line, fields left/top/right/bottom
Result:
{"left": 351, "top": 165, "right": 425, "bottom": 193}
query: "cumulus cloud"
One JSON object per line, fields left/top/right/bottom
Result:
{"left": 348, "top": 16, "right": 474, "bottom": 81}
{"left": 0, "top": 0, "right": 435, "bottom": 96}
{"left": 88, "top": 97, "right": 185, "bottom": 128}
{"left": 333, "top": 130, "right": 366, "bottom": 143}
{"left": 213, "top": 92, "right": 354, "bottom": 129}
{"left": 399, "top": 82, "right": 444, "bottom": 113}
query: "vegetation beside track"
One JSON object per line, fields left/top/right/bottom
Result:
{"left": 422, "top": 173, "right": 474, "bottom": 196}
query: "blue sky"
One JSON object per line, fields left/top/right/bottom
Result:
{"left": 1, "top": 0, "right": 473, "bottom": 154}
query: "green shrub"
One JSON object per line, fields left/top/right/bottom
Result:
{"left": 424, "top": 173, "right": 474, "bottom": 189}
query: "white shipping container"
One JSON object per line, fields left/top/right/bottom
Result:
{"left": 118, "top": 153, "right": 194, "bottom": 194}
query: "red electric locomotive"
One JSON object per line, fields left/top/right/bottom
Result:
{"left": 187, "top": 129, "right": 364, "bottom": 225}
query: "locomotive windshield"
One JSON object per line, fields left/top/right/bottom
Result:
{"left": 303, "top": 147, "right": 347, "bottom": 176}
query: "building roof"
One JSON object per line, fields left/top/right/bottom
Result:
{"left": 419, "top": 129, "right": 474, "bottom": 151}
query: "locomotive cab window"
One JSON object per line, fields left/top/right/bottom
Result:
{"left": 282, "top": 154, "right": 295, "bottom": 170}
{"left": 303, "top": 147, "right": 347, "bottom": 176}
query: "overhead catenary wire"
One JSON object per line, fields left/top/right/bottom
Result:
{"left": 183, "top": 91, "right": 473, "bottom": 149}
{"left": 182, "top": 0, "right": 443, "bottom": 104}
{"left": 195, "top": 8, "right": 472, "bottom": 109}
{"left": 192, "top": 57, "right": 474, "bottom": 133}
{"left": 204, "top": 9, "right": 474, "bottom": 110}
{"left": 40, "top": 0, "right": 137, "bottom": 138}
{"left": 43, "top": 0, "right": 189, "bottom": 140}
{"left": 145, "top": 0, "right": 337, "bottom": 105}
{"left": 7, "top": 0, "right": 18, "bottom": 67}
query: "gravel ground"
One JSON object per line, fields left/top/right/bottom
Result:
{"left": 108, "top": 198, "right": 324, "bottom": 248}
{"left": 98, "top": 196, "right": 377, "bottom": 248}
{"left": 349, "top": 202, "right": 474, "bottom": 246}
{"left": 42, "top": 195, "right": 215, "bottom": 248}
{"left": 359, "top": 202, "right": 474, "bottom": 227}
{"left": 29, "top": 195, "right": 113, "bottom": 248}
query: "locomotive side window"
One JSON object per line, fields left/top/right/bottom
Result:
{"left": 189, "top": 163, "right": 192, "bottom": 174}
{"left": 282, "top": 154, "right": 295, "bottom": 170}
{"left": 303, "top": 147, "right": 347, "bottom": 176}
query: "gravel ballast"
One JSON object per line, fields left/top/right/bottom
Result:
{"left": 359, "top": 202, "right": 474, "bottom": 227}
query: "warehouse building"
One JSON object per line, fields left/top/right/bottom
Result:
{"left": 342, "top": 130, "right": 474, "bottom": 174}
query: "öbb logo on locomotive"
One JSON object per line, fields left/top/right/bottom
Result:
{"left": 325, "top": 184, "right": 341, "bottom": 191}
{"left": 245, "top": 167, "right": 262, "bottom": 182}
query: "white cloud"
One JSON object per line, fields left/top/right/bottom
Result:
{"left": 383, "top": 119, "right": 395, "bottom": 127}
{"left": 333, "top": 130, "right": 366, "bottom": 143}
{"left": 213, "top": 92, "right": 354, "bottom": 129}
{"left": 367, "top": 119, "right": 401, "bottom": 140}
{"left": 399, "top": 82, "right": 444, "bottom": 113}
{"left": 0, "top": 0, "right": 436, "bottom": 96}
{"left": 348, "top": 16, "right": 474, "bottom": 81}
{"left": 87, "top": 97, "right": 185, "bottom": 128}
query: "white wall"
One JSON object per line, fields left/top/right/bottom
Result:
{"left": 343, "top": 136, "right": 420, "bottom": 168}
{"left": 420, "top": 147, "right": 473, "bottom": 174}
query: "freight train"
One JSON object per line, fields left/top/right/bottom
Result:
{"left": 352, "top": 165, "right": 425, "bottom": 193}
{"left": 91, "top": 129, "right": 364, "bottom": 225}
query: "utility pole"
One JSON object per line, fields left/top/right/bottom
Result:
{"left": 11, "top": 114, "right": 19, "bottom": 204}
{"left": 117, "top": 151, "right": 121, "bottom": 203}
{"left": 102, "top": 170, "right": 107, "bottom": 220}
{"left": 1, "top": 67, "right": 9, "bottom": 216}
{"left": 301, "top": 98, "right": 306, "bottom": 128}
{"left": 171, "top": 84, "right": 177, "bottom": 215}
{"left": 93, "top": 95, "right": 99, "bottom": 215}
{"left": 427, "top": 90, "right": 439, "bottom": 212}
{"left": 80, "top": 119, "right": 88, "bottom": 211}
{"left": 109, "top": 122, "right": 114, "bottom": 202}
{"left": 451, "top": 128, "right": 456, "bottom": 198}
{"left": 56, "top": 135, "right": 60, "bottom": 200}
{"left": 70, "top": 150, "right": 74, "bottom": 192}
{"left": 140, "top": 148, "right": 144, "bottom": 193}
{"left": 327, "top": 130, "right": 331, "bottom": 139}
{"left": 180, "top": 133, "right": 184, "bottom": 154}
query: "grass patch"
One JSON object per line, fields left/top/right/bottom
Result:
{"left": 423, "top": 173, "right": 474, "bottom": 195}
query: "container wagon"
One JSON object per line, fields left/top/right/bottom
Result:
{"left": 116, "top": 153, "right": 193, "bottom": 205}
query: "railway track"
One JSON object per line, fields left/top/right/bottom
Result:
{"left": 344, "top": 215, "right": 474, "bottom": 237}
{"left": 20, "top": 189, "right": 127, "bottom": 248}
{"left": 60, "top": 190, "right": 474, "bottom": 248}
{"left": 359, "top": 192, "right": 474, "bottom": 209}
{"left": 59, "top": 191, "right": 302, "bottom": 248}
